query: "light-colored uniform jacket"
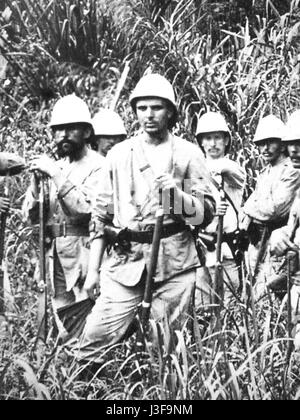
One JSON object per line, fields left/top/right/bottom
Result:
{"left": 91, "top": 133, "right": 216, "bottom": 287}
{"left": 242, "top": 156, "right": 300, "bottom": 224}
{"left": 23, "top": 149, "right": 104, "bottom": 292}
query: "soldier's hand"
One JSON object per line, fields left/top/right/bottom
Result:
{"left": 216, "top": 200, "right": 229, "bottom": 216}
{"left": 270, "top": 228, "right": 298, "bottom": 256}
{"left": 155, "top": 174, "right": 177, "bottom": 192}
{"left": 0, "top": 197, "right": 10, "bottom": 213}
{"left": 29, "top": 156, "right": 59, "bottom": 178}
{"left": 210, "top": 158, "right": 228, "bottom": 174}
{"left": 83, "top": 269, "right": 100, "bottom": 301}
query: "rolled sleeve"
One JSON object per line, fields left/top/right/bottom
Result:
{"left": 244, "top": 166, "right": 300, "bottom": 222}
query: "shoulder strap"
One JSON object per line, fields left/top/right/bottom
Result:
{"left": 290, "top": 212, "right": 300, "bottom": 242}
{"left": 131, "top": 137, "right": 156, "bottom": 190}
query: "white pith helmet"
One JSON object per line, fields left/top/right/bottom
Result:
{"left": 129, "top": 74, "right": 178, "bottom": 128}
{"left": 253, "top": 115, "right": 285, "bottom": 143}
{"left": 283, "top": 110, "right": 300, "bottom": 142}
{"left": 92, "top": 109, "right": 127, "bottom": 137}
{"left": 196, "top": 112, "right": 232, "bottom": 154}
{"left": 49, "top": 94, "right": 92, "bottom": 128}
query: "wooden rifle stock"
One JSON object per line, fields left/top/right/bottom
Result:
{"left": 137, "top": 195, "right": 164, "bottom": 349}
{"left": 214, "top": 174, "right": 225, "bottom": 309}
{"left": 36, "top": 175, "right": 48, "bottom": 344}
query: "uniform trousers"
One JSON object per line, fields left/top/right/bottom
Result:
{"left": 74, "top": 268, "right": 196, "bottom": 362}
{"left": 51, "top": 245, "right": 88, "bottom": 335}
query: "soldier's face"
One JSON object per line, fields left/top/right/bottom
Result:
{"left": 201, "top": 132, "right": 229, "bottom": 159}
{"left": 136, "top": 98, "right": 173, "bottom": 136}
{"left": 94, "top": 135, "right": 125, "bottom": 157}
{"left": 257, "top": 138, "right": 283, "bottom": 165}
{"left": 287, "top": 141, "right": 300, "bottom": 169}
{"left": 52, "top": 124, "right": 91, "bottom": 158}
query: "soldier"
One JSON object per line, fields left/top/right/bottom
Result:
{"left": 195, "top": 112, "right": 246, "bottom": 307}
{"left": 91, "top": 109, "right": 127, "bottom": 157}
{"left": 0, "top": 153, "right": 26, "bottom": 313}
{"left": 270, "top": 110, "right": 300, "bottom": 349}
{"left": 240, "top": 115, "right": 300, "bottom": 299}
{"left": 0, "top": 152, "right": 26, "bottom": 211}
{"left": 22, "top": 94, "right": 105, "bottom": 337}
{"left": 74, "top": 74, "right": 216, "bottom": 362}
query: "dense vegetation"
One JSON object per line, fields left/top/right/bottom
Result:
{"left": 0, "top": 0, "right": 300, "bottom": 400}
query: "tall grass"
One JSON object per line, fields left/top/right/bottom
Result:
{"left": 1, "top": 293, "right": 300, "bottom": 400}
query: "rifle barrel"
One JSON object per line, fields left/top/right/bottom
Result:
{"left": 140, "top": 208, "right": 164, "bottom": 327}
{"left": 110, "top": 61, "right": 131, "bottom": 111}
{"left": 0, "top": 212, "right": 7, "bottom": 316}
{"left": 36, "top": 176, "right": 48, "bottom": 343}
{"left": 214, "top": 175, "right": 225, "bottom": 307}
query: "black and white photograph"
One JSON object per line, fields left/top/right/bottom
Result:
{"left": 0, "top": 0, "right": 300, "bottom": 404}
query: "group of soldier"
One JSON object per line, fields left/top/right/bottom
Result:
{"left": 2, "top": 73, "right": 300, "bottom": 366}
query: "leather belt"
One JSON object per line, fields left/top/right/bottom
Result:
{"left": 127, "top": 223, "right": 187, "bottom": 244}
{"left": 47, "top": 223, "right": 90, "bottom": 238}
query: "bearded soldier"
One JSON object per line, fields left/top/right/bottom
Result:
{"left": 240, "top": 115, "right": 300, "bottom": 299}
{"left": 91, "top": 109, "right": 127, "bottom": 157}
{"left": 74, "top": 74, "right": 215, "bottom": 362}
{"left": 22, "top": 94, "right": 105, "bottom": 337}
{"left": 270, "top": 110, "right": 300, "bottom": 350}
{"left": 195, "top": 112, "right": 246, "bottom": 306}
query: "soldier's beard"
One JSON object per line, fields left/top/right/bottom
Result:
{"left": 57, "top": 140, "right": 84, "bottom": 160}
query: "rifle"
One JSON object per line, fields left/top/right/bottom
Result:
{"left": 110, "top": 61, "right": 131, "bottom": 111}
{"left": 136, "top": 190, "right": 164, "bottom": 350}
{"left": 35, "top": 174, "right": 48, "bottom": 346}
{"left": 279, "top": 214, "right": 299, "bottom": 362}
{"left": 192, "top": 227, "right": 207, "bottom": 267}
{"left": 0, "top": 178, "right": 8, "bottom": 331}
{"left": 286, "top": 250, "right": 295, "bottom": 363}
{"left": 214, "top": 174, "right": 225, "bottom": 313}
